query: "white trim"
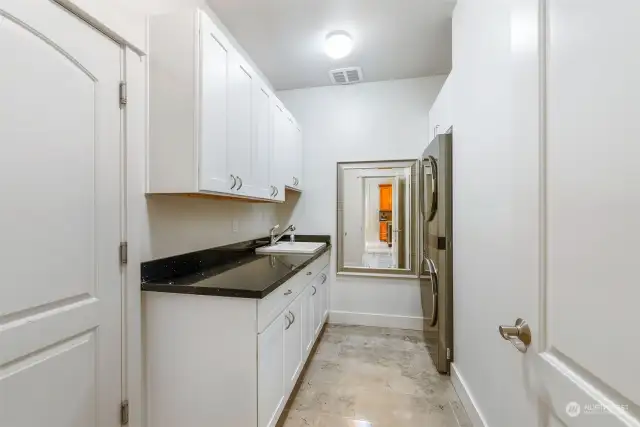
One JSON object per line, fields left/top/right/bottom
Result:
{"left": 124, "top": 48, "right": 146, "bottom": 427}
{"left": 328, "top": 310, "right": 423, "bottom": 330}
{"left": 54, "top": 0, "right": 146, "bottom": 54}
{"left": 451, "top": 363, "right": 489, "bottom": 427}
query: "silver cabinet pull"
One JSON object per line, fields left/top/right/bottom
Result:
{"left": 321, "top": 273, "right": 327, "bottom": 284}
{"left": 230, "top": 175, "right": 237, "bottom": 189}
{"left": 237, "top": 176, "right": 243, "bottom": 190}
{"left": 499, "top": 318, "right": 531, "bottom": 353}
{"left": 426, "top": 257, "right": 438, "bottom": 327}
{"left": 270, "top": 186, "right": 275, "bottom": 197}
{"left": 306, "top": 271, "right": 312, "bottom": 276}
{"left": 289, "top": 310, "right": 295, "bottom": 325}
{"left": 284, "top": 313, "right": 292, "bottom": 330}
{"left": 311, "top": 285, "right": 317, "bottom": 296}
{"left": 284, "top": 289, "right": 292, "bottom": 296}
{"left": 275, "top": 187, "right": 279, "bottom": 197}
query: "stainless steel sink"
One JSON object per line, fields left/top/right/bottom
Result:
{"left": 256, "top": 242, "right": 326, "bottom": 255}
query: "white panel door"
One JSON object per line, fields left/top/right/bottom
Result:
{"left": 459, "top": 1, "right": 640, "bottom": 426}
{"left": 531, "top": 1, "right": 640, "bottom": 426}
{"left": 283, "top": 296, "right": 302, "bottom": 394}
{"left": 227, "top": 51, "right": 253, "bottom": 197}
{"left": 198, "top": 13, "right": 233, "bottom": 194}
{"left": 0, "top": 1, "right": 122, "bottom": 426}
{"left": 252, "top": 82, "right": 272, "bottom": 200}
{"left": 257, "top": 316, "right": 285, "bottom": 427}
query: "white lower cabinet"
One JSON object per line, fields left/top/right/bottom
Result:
{"left": 301, "top": 284, "right": 314, "bottom": 357}
{"left": 283, "top": 294, "right": 303, "bottom": 394}
{"left": 258, "top": 315, "right": 285, "bottom": 427}
{"left": 145, "top": 251, "right": 330, "bottom": 427}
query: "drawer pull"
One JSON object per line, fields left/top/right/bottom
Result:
{"left": 284, "top": 289, "right": 292, "bottom": 296}
{"left": 306, "top": 271, "right": 312, "bottom": 276}
{"left": 312, "top": 285, "right": 317, "bottom": 296}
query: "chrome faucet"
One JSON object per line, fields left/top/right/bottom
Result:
{"left": 270, "top": 224, "right": 296, "bottom": 245}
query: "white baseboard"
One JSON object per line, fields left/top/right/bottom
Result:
{"left": 329, "top": 310, "right": 423, "bottom": 330}
{"left": 451, "top": 363, "right": 489, "bottom": 427}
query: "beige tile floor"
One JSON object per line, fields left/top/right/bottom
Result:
{"left": 278, "top": 325, "right": 472, "bottom": 427}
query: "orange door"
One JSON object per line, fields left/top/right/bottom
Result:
{"left": 379, "top": 221, "right": 387, "bottom": 242}
{"left": 379, "top": 184, "right": 392, "bottom": 211}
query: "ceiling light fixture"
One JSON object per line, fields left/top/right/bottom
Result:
{"left": 325, "top": 31, "right": 353, "bottom": 59}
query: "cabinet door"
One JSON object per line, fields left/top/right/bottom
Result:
{"left": 301, "top": 285, "right": 314, "bottom": 357}
{"left": 285, "top": 114, "right": 296, "bottom": 188}
{"left": 292, "top": 125, "right": 303, "bottom": 190}
{"left": 198, "top": 15, "right": 233, "bottom": 193}
{"left": 252, "top": 81, "right": 272, "bottom": 199}
{"left": 321, "top": 268, "right": 330, "bottom": 321}
{"left": 258, "top": 316, "right": 285, "bottom": 427}
{"left": 271, "top": 100, "right": 289, "bottom": 198}
{"left": 283, "top": 295, "right": 302, "bottom": 394}
{"left": 313, "top": 275, "right": 324, "bottom": 337}
{"left": 227, "top": 51, "right": 253, "bottom": 196}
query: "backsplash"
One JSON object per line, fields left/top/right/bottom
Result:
{"left": 143, "top": 195, "right": 290, "bottom": 261}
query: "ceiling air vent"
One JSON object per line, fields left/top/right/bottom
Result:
{"left": 329, "top": 67, "right": 363, "bottom": 85}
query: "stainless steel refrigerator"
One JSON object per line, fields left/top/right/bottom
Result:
{"left": 420, "top": 133, "right": 453, "bottom": 374}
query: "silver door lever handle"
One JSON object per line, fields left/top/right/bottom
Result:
{"left": 499, "top": 318, "right": 531, "bottom": 353}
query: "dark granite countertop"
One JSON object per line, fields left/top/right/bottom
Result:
{"left": 141, "top": 235, "right": 331, "bottom": 299}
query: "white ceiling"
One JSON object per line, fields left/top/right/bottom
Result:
{"left": 206, "top": 0, "right": 455, "bottom": 91}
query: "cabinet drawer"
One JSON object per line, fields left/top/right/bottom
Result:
{"left": 258, "top": 251, "right": 329, "bottom": 333}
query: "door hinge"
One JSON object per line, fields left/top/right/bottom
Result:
{"left": 119, "top": 81, "right": 128, "bottom": 107}
{"left": 446, "top": 347, "right": 452, "bottom": 361}
{"left": 120, "top": 400, "right": 129, "bottom": 425}
{"left": 119, "top": 242, "right": 128, "bottom": 265}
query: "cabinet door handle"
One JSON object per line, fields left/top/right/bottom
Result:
{"left": 321, "top": 274, "right": 327, "bottom": 284}
{"left": 284, "top": 289, "right": 292, "bottom": 296}
{"left": 306, "top": 271, "right": 312, "bottom": 276}
{"left": 284, "top": 314, "right": 292, "bottom": 330}
{"left": 289, "top": 310, "right": 295, "bottom": 325}
{"left": 230, "top": 175, "right": 237, "bottom": 189}
{"left": 237, "top": 176, "right": 243, "bottom": 190}
{"left": 312, "top": 285, "right": 317, "bottom": 296}
{"left": 275, "top": 187, "right": 279, "bottom": 197}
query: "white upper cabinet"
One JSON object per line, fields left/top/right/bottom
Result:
{"left": 272, "top": 105, "right": 303, "bottom": 192}
{"left": 227, "top": 51, "right": 254, "bottom": 196}
{"left": 148, "top": 9, "right": 298, "bottom": 201}
{"left": 199, "top": 15, "right": 232, "bottom": 194}
{"left": 429, "top": 74, "right": 453, "bottom": 139}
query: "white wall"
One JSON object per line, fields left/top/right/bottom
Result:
{"left": 277, "top": 76, "right": 446, "bottom": 330}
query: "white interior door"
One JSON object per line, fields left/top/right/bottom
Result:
{"left": 532, "top": 1, "right": 640, "bottom": 425}
{"left": 0, "top": 1, "right": 123, "bottom": 426}
{"left": 472, "top": 1, "right": 640, "bottom": 426}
